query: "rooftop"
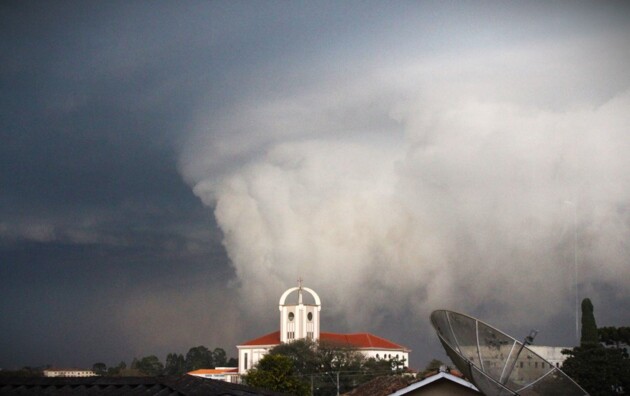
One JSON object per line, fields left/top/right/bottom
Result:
{"left": 239, "top": 330, "right": 409, "bottom": 351}
{"left": 0, "top": 375, "right": 286, "bottom": 396}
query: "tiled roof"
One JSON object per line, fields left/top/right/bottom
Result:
{"left": 239, "top": 331, "right": 408, "bottom": 351}
{"left": 342, "top": 375, "right": 416, "bottom": 396}
{"left": 0, "top": 375, "right": 285, "bottom": 396}
{"left": 239, "top": 331, "right": 281, "bottom": 346}
{"left": 321, "top": 332, "right": 409, "bottom": 351}
{"left": 188, "top": 368, "right": 238, "bottom": 375}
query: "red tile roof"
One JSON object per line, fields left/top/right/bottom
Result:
{"left": 239, "top": 331, "right": 281, "bottom": 346}
{"left": 321, "top": 332, "right": 408, "bottom": 351}
{"left": 188, "top": 368, "right": 238, "bottom": 375}
{"left": 239, "top": 331, "right": 408, "bottom": 351}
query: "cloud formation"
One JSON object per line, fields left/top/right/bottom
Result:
{"left": 181, "top": 27, "right": 630, "bottom": 339}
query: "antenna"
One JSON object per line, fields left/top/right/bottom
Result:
{"left": 430, "top": 310, "right": 589, "bottom": 395}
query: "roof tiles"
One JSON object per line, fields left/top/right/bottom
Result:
{"left": 239, "top": 331, "right": 408, "bottom": 351}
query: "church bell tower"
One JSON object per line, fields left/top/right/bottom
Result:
{"left": 279, "top": 279, "right": 321, "bottom": 343}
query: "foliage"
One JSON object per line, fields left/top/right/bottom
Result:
{"left": 562, "top": 345, "right": 629, "bottom": 395}
{"left": 91, "top": 345, "right": 237, "bottom": 377}
{"left": 270, "top": 338, "right": 320, "bottom": 374}
{"left": 164, "top": 353, "right": 186, "bottom": 375}
{"left": 0, "top": 366, "right": 46, "bottom": 377}
{"left": 106, "top": 361, "right": 127, "bottom": 376}
{"left": 419, "top": 359, "right": 445, "bottom": 376}
{"left": 185, "top": 346, "right": 214, "bottom": 371}
{"left": 599, "top": 327, "right": 630, "bottom": 350}
{"left": 133, "top": 355, "right": 164, "bottom": 376}
{"left": 562, "top": 298, "right": 629, "bottom": 395}
{"left": 580, "top": 298, "right": 598, "bottom": 346}
{"left": 212, "top": 348, "right": 228, "bottom": 367}
{"left": 92, "top": 362, "right": 107, "bottom": 376}
{"left": 247, "top": 338, "right": 404, "bottom": 396}
{"left": 244, "top": 354, "right": 310, "bottom": 396}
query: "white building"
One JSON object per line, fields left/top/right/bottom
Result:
{"left": 43, "top": 368, "right": 97, "bottom": 377}
{"left": 188, "top": 367, "right": 239, "bottom": 383}
{"left": 236, "top": 282, "right": 410, "bottom": 375}
{"left": 528, "top": 345, "right": 569, "bottom": 368}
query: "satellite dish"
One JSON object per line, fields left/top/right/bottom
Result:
{"left": 430, "top": 310, "right": 589, "bottom": 395}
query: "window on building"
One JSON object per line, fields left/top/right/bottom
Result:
{"left": 244, "top": 353, "right": 248, "bottom": 370}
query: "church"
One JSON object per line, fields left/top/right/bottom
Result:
{"left": 236, "top": 281, "right": 410, "bottom": 375}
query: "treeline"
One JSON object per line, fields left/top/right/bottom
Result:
{"left": 244, "top": 339, "right": 408, "bottom": 396}
{"left": 0, "top": 346, "right": 237, "bottom": 378}
{"left": 93, "top": 346, "right": 238, "bottom": 377}
{"left": 562, "top": 299, "right": 629, "bottom": 395}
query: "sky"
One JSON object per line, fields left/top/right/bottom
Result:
{"left": 1, "top": 1, "right": 629, "bottom": 371}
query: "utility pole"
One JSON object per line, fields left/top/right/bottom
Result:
{"left": 336, "top": 371, "right": 340, "bottom": 396}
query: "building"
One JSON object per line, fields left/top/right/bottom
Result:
{"left": 388, "top": 370, "right": 480, "bottom": 396}
{"left": 343, "top": 368, "right": 480, "bottom": 396}
{"left": 43, "top": 368, "right": 97, "bottom": 377}
{"left": 188, "top": 367, "right": 239, "bottom": 383}
{"left": 528, "top": 345, "right": 569, "bottom": 368}
{"left": 237, "top": 282, "right": 410, "bottom": 375}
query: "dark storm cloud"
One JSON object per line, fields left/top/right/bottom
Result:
{"left": 0, "top": 2, "right": 235, "bottom": 368}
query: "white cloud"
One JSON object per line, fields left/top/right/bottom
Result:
{"left": 180, "top": 26, "right": 630, "bottom": 337}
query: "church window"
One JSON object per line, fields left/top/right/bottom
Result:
{"left": 288, "top": 312, "right": 294, "bottom": 321}
{"left": 244, "top": 353, "right": 248, "bottom": 370}
{"left": 307, "top": 312, "right": 313, "bottom": 321}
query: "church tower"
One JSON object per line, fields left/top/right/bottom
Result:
{"left": 278, "top": 279, "right": 321, "bottom": 343}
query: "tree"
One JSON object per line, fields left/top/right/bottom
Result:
{"left": 419, "top": 359, "right": 445, "bottom": 376}
{"left": 212, "top": 348, "right": 228, "bottom": 367}
{"left": 580, "top": 298, "right": 598, "bottom": 346}
{"left": 562, "top": 298, "right": 630, "bottom": 395}
{"left": 107, "top": 361, "right": 127, "bottom": 376}
{"left": 134, "top": 355, "right": 164, "bottom": 376}
{"left": 92, "top": 362, "right": 107, "bottom": 376}
{"left": 270, "top": 338, "right": 320, "bottom": 374}
{"left": 249, "top": 338, "right": 402, "bottom": 395}
{"left": 185, "top": 346, "right": 213, "bottom": 371}
{"left": 562, "top": 345, "right": 629, "bottom": 395}
{"left": 599, "top": 326, "right": 630, "bottom": 351}
{"left": 244, "top": 354, "right": 310, "bottom": 396}
{"left": 164, "top": 353, "right": 186, "bottom": 375}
